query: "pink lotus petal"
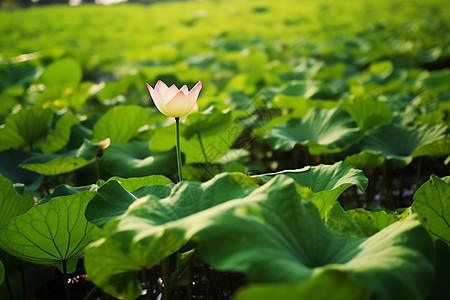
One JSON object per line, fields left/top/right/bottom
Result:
{"left": 165, "top": 90, "right": 197, "bottom": 118}
{"left": 146, "top": 82, "right": 171, "bottom": 116}
{"left": 187, "top": 81, "right": 202, "bottom": 104}
{"left": 155, "top": 80, "right": 169, "bottom": 95}
{"left": 162, "top": 85, "right": 180, "bottom": 103}
{"left": 180, "top": 85, "right": 189, "bottom": 96}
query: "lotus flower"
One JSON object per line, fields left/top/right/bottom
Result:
{"left": 146, "top": 80, "right": 202, "bottom": 118}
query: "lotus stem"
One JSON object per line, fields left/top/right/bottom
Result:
{"left": 175, "top": 117, "right": 183, "bottom": 182}
{"left": 161, "top": 256, "right": 174, "bottom": 300}
{"left": 62, "top": 259, "right": 71, "bottom": 300}
{"left": 197, "top": 131, "right": 214, "bottom": 177}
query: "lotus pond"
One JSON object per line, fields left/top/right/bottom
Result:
{"left": 0, "top": 0, "right": 449, "bottom": 299}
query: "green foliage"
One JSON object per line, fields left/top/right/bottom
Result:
{"left": 39, "top": 57, "right": 82, "bottom": 88}
{"left": 265, "top": 108, "right": 360, "bottom": 154}
{"left": 93, "top": 105, "right": 151, "bottom": 144}
{"left": 412, "top": 175, "right": 450, "bottom": 245}
{"left": 358, "top": 124, "right": 448, "bottom": 167}
{"left": 0, "top": 191, "right": 96, "bottom": 273}
{"left": 0, "top": 106, "right": 53, "bottom": 151}
{"left": 232, "top": 269, "right": 372, "bottom": 300}
{"left": 0, "top": 0, "right": 449, "bottom": 298}
{"left": 100, "top": 140, "right": 177, "bottom": 178}
{"left": 0, "top": 173, "right": 34, "bottom": 230}
{"left": 85, "top": 174, "right": 434, "bottom": 300}
{"left": 20, "top": 139, "right": 99, "bottom": 175}
{"left": 37, "top": 111, "right": 81, "bottom": 154}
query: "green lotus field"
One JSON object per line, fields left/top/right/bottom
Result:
{"left": 0, "top": 0, "right": 449, "bottom": 299}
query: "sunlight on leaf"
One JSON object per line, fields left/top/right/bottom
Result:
{"left": 93, "top": 105, "right": 151, "bottom": 144}
{"left": 346, "top": 208, "right": 400, "bottom": 237}
{"left": 0, "top": 106, "right": 53, "bottom": 150}
{"left": 37, "top": 111, "right": 81, "bottom": 154}
{"left": 85, "top": 174, "right": 433, "bottom": 300}
{"left": 359, "top": 123, "right": 448, "bottom": 167}
{"left": 265, "top": 108, "right": 360, "bottom": 154}
{"left": 21, "top": 139, "right": 98, "bottom": 176}
{"left": 39, "top": 57, "right": 82, "bottom": 88}
{"left": 232, "top": 269, "right": 372, "bottom": 300}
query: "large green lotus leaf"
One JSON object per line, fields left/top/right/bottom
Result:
{"left": 100, "top": 174, "right": 173, "bottom": 192}
{"left": 340, "top": 97, "right": 393, "bottom": 133}
{"left": 359, "top": 124, "right": 448, "bottom": 167}
{"left": 150, "top": 118, "right": 243, "bottom": 164}
{"left": 39, "top": 183, "right": 98, "bottom": 205}
{"left": 39, "top": 57, "right": 82, "bottom": 88}
{"left": 412, "top": 137, "right": 450, "bottom": 159}
{"left": 97, "top": 75, "right": 134, "bottom": 103}
{"left": 0, "top": 150, "right": 44, "bottom": 192}
{"left": 0, "top": 173, "right": 34, "bottom": 230}
{"left": 93, "top": 105, "right": 151, "bottom": 144}
{"left": 85, "top": 174, "right": 433, "bottom": 300}
{"left": 412, "top": 175, "right": 450, "bottom": 245}
{"left": 0, "top": 106, "right": 53, "bottom": 150}
{"left": 100, "top": 140, "right": 176, "bottom": 178}
{"left": 194, "top": 178, "right": 434, "bottom": 300}
{"left": 346, "top": 208, "right": 400, "bottom": 237}
{"left": 255, "top": 161, "right": 368, "bottom": 217}
{"left": 36, "top": 111, "right": 81, "bottom": 154}
{"left": 21, "top": 139, "right": 98, "bottom": 176}
{"left": 0, "top": 191, "right": 96, "bottom": 273}
{"left": 428, "top": 239, "right": 450, "bottom": 300}
{"left": 344, "top": 150, "right": 386, "bottom": 169}
{"left": 84, "top": 173, "right": 260, "bottom": 299}
{"left": 265, "top": 80, "right": 320, "bottom": 98}
{"left": 0, "top": 61, "right": 37, "bottom": 94}
{"left": 232, "top": 269, "right": 372, "bottom": 300}
{"left": 85, "top": 180, "right": 172, "bottom": 227}
{"left": 265, "top": 108, "right": 360, "bottom": 155}
{"left": 420, "top": 69, "right": 450, "bottom": 91}
{"left": 183, "top": 106, "right": 232, "bottom": 140}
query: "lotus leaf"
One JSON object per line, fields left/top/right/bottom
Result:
{"left": 39, "top": 57, "right": 82, "bottom": 88}
{"left": 0, "top": 150, "right": 44, "bottom": 192}
{"left": 85, "top": 174, "right": 434, "bottom": 300}
{"left": 37, "top": 111, "right": 81, "bottom": 154}
{"left": 0, "top": 106, "right": 53, "bottom": 151}
{"left": 21, "top": 139, "right": 98, "bottom": 176}
{"left": 346, "top": 208, "right": 400, "bottom": 237}
{"left": 265, "top": 108, "right": 360, "bottom": 154}
{"left": 150, "top": 116, "right": 243, "bottom": 164}
{"left": 100, "top": 140, "right": 177, "bottom": 178}
{"left": 85, "top": 179, "right": 172, "bottom": 227}
{"left": 232, "top": 269, "right": 372, "bottom": 300}
{"left": 340, "top": 97, "right": 393, "bottom": 133}
{"left": 0, "top": 191, "right": 96, "bottom": 273}
{"left": 255, "top": 161, "right": 368, "bottom": 218}
{"left": 412, "top": 175, "right": 450, "bottom": 245}
{"left": 93, "top": 105, "right": 151, "bottom": 144}
{"left": 0, "top": 173, "right": 35, "bottom": 230}
{"left": 359, "top": 123, "right": 448, "bottom": 167}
